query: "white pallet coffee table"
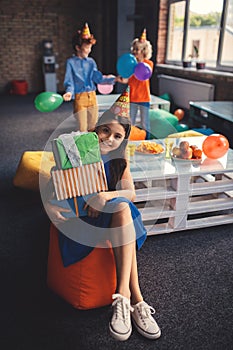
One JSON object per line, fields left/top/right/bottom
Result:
{"left": 130, "top": 137, "right": 233, "bottom": 235}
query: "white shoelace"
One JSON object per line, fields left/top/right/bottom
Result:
{"left": 112, "top": 294, "right": 134, "bottom": 322}
{"left": 138, "top": 302, "right": 156, "bottom": 319}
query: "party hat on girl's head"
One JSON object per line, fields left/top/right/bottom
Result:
{"left": 111, "top": 87, "right": 130, "bottom": 118}
{"left": 139, "top": 28, "right": 147, "bottom": 42}
{"left": 82, "top": 22, "right": 91, "bottom": 39}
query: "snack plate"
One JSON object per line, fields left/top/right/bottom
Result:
{"left": 134, "top": 141, "right": 165, "bottom": 157}
{"left": 135, "top": 150, "right": 165, "bottom": 157}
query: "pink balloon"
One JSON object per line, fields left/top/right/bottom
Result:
{"left": 97, "top": 83, "right": 113, "bottom": 94}
{"left": 97, "top": 75, "right": 114, "bottom": 94}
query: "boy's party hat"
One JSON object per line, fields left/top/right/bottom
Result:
{"left": 111, "top": 87, "right": 130, "bottom": 118}
{"left": 82, "top": 23, "right": 91, "bottom": 39}
{"left": 139, "top": 28, "right": 147, "bottom": 42}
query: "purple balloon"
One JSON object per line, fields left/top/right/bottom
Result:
{"left": 134, "top": 62, "right": 152, "bottom": 81}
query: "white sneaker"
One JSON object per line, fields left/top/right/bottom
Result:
{"left": 131, "top": 301, "right": 161, "bottom": 339}
{"left": 109, "top": 293, "right": 133, "bottom": 341}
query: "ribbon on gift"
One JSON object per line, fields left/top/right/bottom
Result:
{"left": 58, "top": 133, "right": 82, "bottom": 168}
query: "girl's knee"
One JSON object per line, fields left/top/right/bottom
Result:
{"left": 113, "top": 202, "right": 131, "bottom": 217}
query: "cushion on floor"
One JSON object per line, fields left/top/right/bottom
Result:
{"left": 129, "top": 125, "right": 146, "bottom": 141}
{"left": 47, "top": 224, "right": 117, "bottom": 310}
{"left": 192, "top": 128, "right": 214, "bottom": 136}
{"left": 167, "top": 130, "right": 204, "bottom": 138}
{"left": 13, "top": 151, "right": 54, "bottom": 191}
{"left": 149, "top": 109, "right": 179, "bottom": 139}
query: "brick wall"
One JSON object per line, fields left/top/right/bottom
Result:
{"left": 157, "top": 0, "right": 168, "bottom": 64}
{"left": 0, "top": 0, "right": 232, "bottom": 100}
{"left": 0, "top": 1, "right": 80, "bottom": 93}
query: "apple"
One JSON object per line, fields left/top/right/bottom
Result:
{"left": 172, "top": 147, "right": 181, "bottom": 157}
{"left": 192, "top": 148, "right": 202, "bottom": 159}
{"left": 181, "top": 147, "right": 193, "bottom": 159}
{"left": 179, "top": 141, "right": 190, "bottom": 150}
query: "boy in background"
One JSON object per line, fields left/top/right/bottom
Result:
{"left": 63, "top": 23, "right": 116, "bottom": 131}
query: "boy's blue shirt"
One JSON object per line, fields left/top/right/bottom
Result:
{"left": 64, "top": 56, "right": 115, "bottom": 98}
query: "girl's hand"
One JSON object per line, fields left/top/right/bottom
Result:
{"left": 105, "top": 74, "right": 116, "bottom": 79}
{"left": 45, "top": 202, "right": 70, "bottom": 224}
{"left": 83, "top": 193, "right": 107, "bottom": 218}
{"left": 115, "top": 76, "right": 128, "bottom": 84}
{"left": 63, "top": 92, "right": 72, "bottom": 101}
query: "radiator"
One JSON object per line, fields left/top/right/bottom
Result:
{"left": 157, "top": 74, "right": 215, "bottom": 109}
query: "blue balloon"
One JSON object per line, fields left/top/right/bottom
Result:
{"left": 117, "top": 53, "right": 137, "bottom": 78}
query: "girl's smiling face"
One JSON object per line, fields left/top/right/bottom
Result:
{"left": 97, "top": 121, "right": 126, "bottom": 154}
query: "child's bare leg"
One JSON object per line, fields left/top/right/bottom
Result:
{"left": 110, "top": 202, "right": 138, "bottom": 300}
{"left": 129, "top": 247, "right": 143, "bottom": 304}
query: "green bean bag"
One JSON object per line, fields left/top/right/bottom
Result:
{"left": 149, "top": 109, "right": 179, "bottom": 139}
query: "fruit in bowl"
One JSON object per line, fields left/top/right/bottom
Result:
{"left": 171, "top": 141, "right": 202, "bottom": 160}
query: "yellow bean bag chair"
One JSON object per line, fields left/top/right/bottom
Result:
{"left": 13, "top": 151, "right": 55, "bottom": 191}
{"left": 167, "top": 130, "right": 204, "bottom": 138}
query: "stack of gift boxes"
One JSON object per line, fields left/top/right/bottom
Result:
{"left": 51, "top": 131, "right": 108, "bottom": 217}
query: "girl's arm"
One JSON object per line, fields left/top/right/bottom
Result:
{"left": 63, "top": 60, "right": 75, "bottom": 99}
{"left": 43, "top": 178, "right": 71, "bottom": 224}
{"left": 84, "top": 161, "right": 136, "bottom": 218}
{"left": 115, "top": 76, "right": 129, "bottom": 84}
{"left": 103, "top": 160, "right": 136, "bottom": 202}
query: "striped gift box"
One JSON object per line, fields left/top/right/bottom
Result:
{"left": 51, "top": 161, "right": 108, "bottom": 201}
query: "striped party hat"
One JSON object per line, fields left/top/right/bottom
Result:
{"left": 139, "top": 28, "right": 147, "bottom": 42}
{"left": 82, "top": 23, "right": 91, "bottom": 39}
{"left": 111, "top": 86, "right": 130, "bottom": 118}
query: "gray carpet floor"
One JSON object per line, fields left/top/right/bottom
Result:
{"left": 0, "top": 93, "right": 233, "bottom": 350}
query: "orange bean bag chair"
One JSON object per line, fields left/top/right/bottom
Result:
{"left": 129, "top": 125, "right": 146, "bottom": 141}
{"left": 47, "top": 224, "right": 117, "bottom": 310}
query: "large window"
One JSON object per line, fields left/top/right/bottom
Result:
{"left": 166, "top": 0, "right": 233, "bottom": 71}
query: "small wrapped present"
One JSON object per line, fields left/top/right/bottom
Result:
{"left": 52, "top": 131, "right": 101, "bottom": 170}
{"left": 51, "top": 131, "right": 108, "bottom": 217}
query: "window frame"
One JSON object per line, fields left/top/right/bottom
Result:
{"left": 166, "top": 0, "right": 233, "bottom": 72}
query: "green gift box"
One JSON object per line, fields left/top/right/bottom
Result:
{"left": 52, "top": 132, "right": 101, "bottom": 170}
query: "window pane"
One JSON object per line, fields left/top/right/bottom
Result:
{"left": 167, "top": 1, "right": 186, "bottom": 61}
{"left": 185, "top": 0, "right": 224, "bottom": 66}
{"left": 221, "top": 0, "right": 233, "bottom": 66}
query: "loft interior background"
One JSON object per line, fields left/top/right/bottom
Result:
{"left": 0, "top": 0, "right": 232, "bottom": 100}
{"left": 0, "top": 0, "right": 158, "bottom": 94}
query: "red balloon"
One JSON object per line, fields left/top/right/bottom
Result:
{"left": 174, "top": 108, "right": 185, "bottom": 121}
{"left": 202, "top": 134, "right": 229, "bottom": 159}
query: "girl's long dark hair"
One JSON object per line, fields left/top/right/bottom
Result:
{"left": 95, "top": 110, "right": 131, "bottom": 190}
